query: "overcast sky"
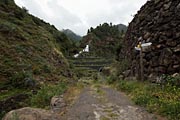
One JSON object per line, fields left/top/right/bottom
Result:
{"left": 14, "top": 0, "right": 148, "bottom": 36}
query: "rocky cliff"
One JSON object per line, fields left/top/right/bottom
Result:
{"left": 121, "top": 0, "right": 180, "bottom": 79}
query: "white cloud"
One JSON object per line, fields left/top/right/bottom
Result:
{"left": 14, "top": 0, "right": 148, "bottom": 36}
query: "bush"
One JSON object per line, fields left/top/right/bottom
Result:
{"left": 42, "top": 65, "right": 51, "bottom": 73}
{"left": 30, "top": 82, "right": 67, "bottom": 108}
{"left": 107, "top": 75, "right": 118, "bottom": 84}
{"left": 112, "top": 59, "right": 129, "bottom": 77}
{"left": 0, "top": 111, "right": 6, "bottom": 119}
{"left": 14, "top": 9, "right": 26, "bottom": 20}
{"left": 116, "top": 80, "right": 180, "bottom": 120}
{"left": 9, "top": 71, "right": 36, "bottom": 89}
{"left": 160, "top": 102, "right": 180, "bottom": 119}
{"left": 117, "top": 80, "right": 138, "bottom": 93}
{"left": 161, "top": 74, "right": 180, "bottom": 87}
{"left": 133, "top": 94, "right": 153, "bottom": 107}
{"left": 0, "top": 22, "right": 16, "bottom": 33}
{"left": 31, "top": 16, "right": 44, "bottom": 26}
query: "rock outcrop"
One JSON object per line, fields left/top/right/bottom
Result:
{"left": 122, "top": 0, "right": 180, "bottom": 78}
{"left": 3, "top": 95, "right": 66, "bottom": 120}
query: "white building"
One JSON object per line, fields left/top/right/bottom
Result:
{"left": 84, "top": 45, "right": 89, "bottom": 52}
{"left": 73, "top": 45, "right": 89, "bottom": 58}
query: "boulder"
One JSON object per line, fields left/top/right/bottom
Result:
{"left": 124, "top": 77, "right": 137, "bottom": 81}
{"left": 50, "top": 95, "right": 66, "bottom": 113}
{"left": 2, "top": 107, "right": 61, "bottom": 120}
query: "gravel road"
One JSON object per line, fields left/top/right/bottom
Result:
{"left": 60, "top": 84, "right": 165, "bottom": 120}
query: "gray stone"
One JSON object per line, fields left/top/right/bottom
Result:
{"left": 3, "top": 107, "right": 61, "bottom": 120}
{"left": 121, "top": 0, "right": 180, "bottom": 77}
{"left": 177, "top": 3, "right": 180, "bottom": 10}
{"left": 124, "top": 77, "right": 137, "bottom": 81}
{"left": 172, "top": 73, "right": 180, "bottom": 77}
{"left": 50, "top": 95, "right": 66, "bottom": 112}
{"left": 122, "top": 70, "right": 131, "bottom": 77}
{"left": 173, "top": 45, "right": 180, "bottom": 52}
{"left": 154, "top": 0, "right": 161, "bottom": 4}
{"left": 163, "top": 2, "right": 172, "bottom": 10}
{"left": 173, "top": 65, "right": 180, "bottom": 69}
{"left": 143, "top": 32, "right": 151, "bottom": 40}
{"left": 118, "top": 75, "right": 124, "bottom": 80}
{"left": 166, "top": 40, "right": 177, "bottom": 47}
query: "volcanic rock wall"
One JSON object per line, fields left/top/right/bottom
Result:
{"left": 122, "top": 0, "right": 180, "bottom": 78}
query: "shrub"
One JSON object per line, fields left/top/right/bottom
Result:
{"left": 116, "top": 80, "right": 180, "bottom": 120}
{"left": 0, "top": 22, "right": 16, "bottom": 34}
{"left": 42, "top": 65, "right": 51, "bottom": 73}
{"left": 133, "top": 94, "right": 152, "bottom": 107}
{"left": 107, "top": 75, "right": 118, "bottom": 84}
{"left": 14, "top": 9, "right": 26, "bottom": 20}
{"left": 9, "top": 71, "right": 36, "bottom": 89}
{"left": 117, "top": 80, "right": 138, "bottom": 93}
{"left": 30, "top": 82, "right": 67, "bottom": 108}
{"left": 160, "top": 102, "right": 180, "bottom": 120}
{"left": 31, "top": 16, "right": 43, "bottom": 26}
{"left": 112, "top": 59, "right": 130, "bottom": 77}
{"left": 0, "top": 111, "right": 6, "bottom": 119}
{"left": 22, "top": 6, "right": 28, "bottom": 13}
{"left": 161, "top": 74, "right": 180, "bottom": 87}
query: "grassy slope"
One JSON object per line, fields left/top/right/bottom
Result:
{"left": 0, "top": 0, "right": 73, "bottom": 84}
{"left": 0, "top": 0, "right": 76, "bottom": 118}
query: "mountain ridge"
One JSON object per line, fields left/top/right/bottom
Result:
{"left": 62, "top": 29, "right": 82, "bottom": 41}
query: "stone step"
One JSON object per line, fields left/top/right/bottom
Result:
{"left": 72, "top": 61, "right": 111, "bottom": 65}
{"left": 68, "top": 56, "right": 112, "bottom": 73}
{"left": 75, "top": 65, "right": 103, "bottom": 71}
{"left": 68, "top": 57, "right": 111, "bottom": 62}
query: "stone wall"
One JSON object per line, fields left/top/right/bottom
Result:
{"left": 122, "top": 0, "right": 180, "bottom": 78}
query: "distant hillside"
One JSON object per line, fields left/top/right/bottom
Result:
{"left": 80, "top": 23, "right": 124, "bottom": 57}
{"left": 116, "top": 24, "right": 127, "bottom": 33}
{"left": 62, "top": 29, "right": 82, "bottom": 41}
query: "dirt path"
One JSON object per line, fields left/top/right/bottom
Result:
{"left": 60, "top": 83, "right": 164, "bottom": 120}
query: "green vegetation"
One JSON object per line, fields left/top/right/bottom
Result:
{"left": 105, "top": 59, "right": 129, "bottom": 84}
{"left": 0, "top": 0, "right": 73, "bottom": 85}
{"left": 0, "top": 88, "right": 29, "bottom": 101}
{"left": 80, "top": 23, "right": 126, "bottom": 57}
{"left": 161, "top": 74, "right": 180, "bottom": 87}
{"left": 30, "top": 82, "right": 67, "bottom": 109}
{"left": 0, "top": 0, "right": 75, "bottom": 118}
{"left": 0, "top": 82, "right": 67, "bottom": 118}
{"left": 115, "top": 80, "right": 180, "bottom": 120}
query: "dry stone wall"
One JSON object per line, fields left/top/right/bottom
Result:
{"left": 122, "top": 0, "right": 180, "bottom": 78}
